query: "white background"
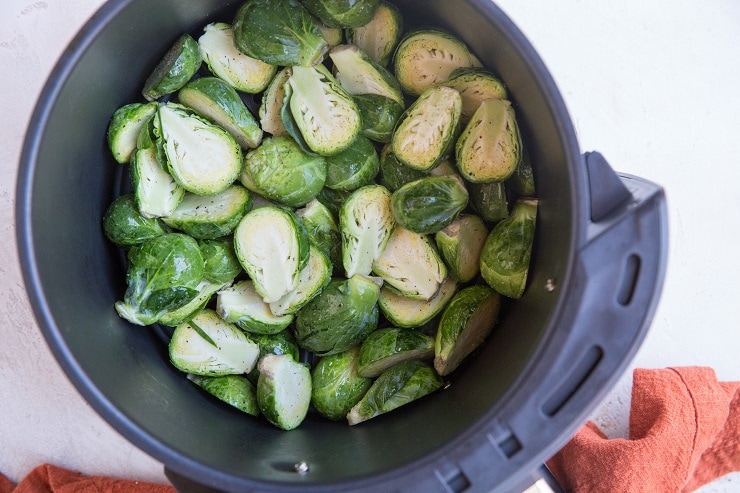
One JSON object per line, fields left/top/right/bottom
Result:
{"left": 0, "top": 0, "right": 738, "bottom": 490}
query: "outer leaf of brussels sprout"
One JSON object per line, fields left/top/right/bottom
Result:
{"left": 378, "top": 277, "right": 457, "bottom": 329}
{"left": 468, "top": 181, "right": 509, "bottom": 224}
{"left": 232, "top": 0, "right": 328, "bottom": 67}
{"left": 188, "top": 374, "right": 260, "bottom": 417}
{"left": 198, "top": 23, "right": 277, "bottom": 94}
{"left": 441, "top": 67, "right": 508, "bottom": 124}
{"left": 434, "top": 285, "right": 501, "bottom": 376}
{"left": 157, "top": 278, "right": 230, "bottom": 328}
{"left": 199, "top": 237, "right": 242, "bottom": 284}
{"left": 115, "top": 233, "right": 204, "bottom": 326}
{"left": 378, "top": 144, "right": 427, "bottom": 192}
{"left": 456, "top": 98, "right": 522, "bottom": 183}
{"left": 241, "top": 136, "right": 327, "bottom": 208}
{"left": 480, "top": 198, "right": 538, "bottom": 299}
{"left": 324, "top": 135, "right": 379, "bottom": 191}
{"left": 311, "top": 346, "right": 372, "bottom": 420}
{"left": 345, "top": 1, "right": 403, "bottom": 67}
{"left": 161, "top": 185, "right": 252, "bottom": 240}
{"left": 354, "top": 94, "right": 404, "bottom": 143}
{"left": 329, "top": 44, "right": 404, "bottom": 105}
{"left": 316, "top": 186, "right": 353, "bottom": 218}
{"left": 302, "top": 0, "right": 381, "bottom": 28}
{"left": 244, "top": 331, "right": 300, "bottom": 384}
{"left": 142, "top": 34, "right": 202, "bottom": 101}
{"left": 391, "top": 176, "right": 469, "bottom": 235}
{"left": 102, "top": 194, "right": 168, "bottom": 247}
{"left": 269, "top": 245, "right": 332, "bottom": 316}
{"left": 391, "top": 86, "right": 462, "bottom": 171}
{"left": 216, "top": 280, "right": 294, "bottom": 334}
{"left": 259, "top": 67, "right": 291, "bottom": 138}
{"left": 107, "top": 102, "right": 157, "bottom": 163}
{"left": 347, "top": 360, "right": 442, "bottom": 425}
{"left": 130, "top": 146, "right": 185, "bottom": 219}
{"left": 294, "top": 276, "right": 380, "bottom": 356}
{"left": 169, "top": 309, "right": 260, "bottom": 376}
{"left": 358, "top": 327, "right": 434, "bottom": 378}
{"left": 435, "top": 214, "right": 489, "bottom": 283}
{"left": 257, "top": 354, "right": 312, "bottom": 430}
{"left": 296, "top": 199, "right": 342, "bottom": 273}
{"left": 506, "top": 145, "right": 536, "bottom": 198}
{"left": 339, "top": 185, "right": 396, "bottom": 278}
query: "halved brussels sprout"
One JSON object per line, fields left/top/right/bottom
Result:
{"left": 198, "top": 23, "right": 277, "bottom": 94}
{"left": 456, "top": 98, "right": 522, "bottom": 183}
{"left": 216, "top": 280, "right": 294, "bottom": 334}
{"left": 130, "top": 146, "right": 185, "bottom": 219}
{"left": 358, "top": 327, "right": 434, "bottom": 378}
{"left": 435, "top": 214, "right": 489, "bottom": 283}
{"left": 232, "top": 0, "right": 328, "bottom": 67}
{"left": 102, "top": 194, "right": 168, "bottom": 248}
{"left": 347, "top": 360, "right": 443, "bottom": 425}
{"left": 324, "top": 135, "right": 379, "bottom": 191}
{"left": 480, "top": 198, "right": 538, "bottom": 299}
{"left": 339, "top": 184, "right": 396, "bottom": 278}
{"left": 378, "top": 277, "right": 457, "bottom": 329}
{"left": 286, "top": 64, "right": 362, "bottom": 156}
{"left": 294, "top": 275, "right": 380, "bottom": 356}
{"left": 378, "top": 144, "right": 427, "bottom": 192}
{"left": 233, "top": 207, "right": 309, "bottom": 303}
{"left": 259, "top": 67, "right": 291, "bottom": 137}
{"left": 257, "top": 354, "right": 312, "bottom": 431}
{"left": 302, "top": 0, "right": 380, "bottom": 28}
{"left": 199, "top": 237, "right": 242, "bottom": 284}
{"left": 269, "top": 245, "right": 332, "bottom": 317}
{"left": 345, "top": 1, "right": 403, "bottom": 67}
{"left": 328, "top": 44, "right": 404, "bottom": 106}
{"left": 296, "top": 199, "right": 342, "bottom": 273}
{"left": 393, "top": 29, "right": 481, "bottom": 96}
{"left": 107, "top": 102, "right": 157, "bottom": 163}
{"left": 142, "top": 33, "right": 202, "bottom": 101}
{"left": 434, "top": 285, "right": 501, "bottom": 376}
{"left": 169, "top": 309, "right": 260, "bottom": 376}
{"left": 391, "top": 176, "right": 469, "bottom": 234}
{"left": 188, "top": 374, "right": 260, "bottom": 417}
{"left": 157, "top": 103, "right": 243, "bottom": 196}
{"left": 178, "top": 77, "right": 263, "bottom": 150}
{"left": 468, "top": 181, "right": 509, "bottom": 224}
{"left": 244, "top": 331, "right": 300, "bottom": 384}
{"left": 353, "top": 94, "right": 404, "bottom": 143}
{"left": 311, "top": 346, "right": 372, "bottom": 421}
{"left": 241, "top": 136, "right": 327, "bottom": 208}
{"left": 391, "top": 86, "right": 462, "bottom": 171}
{"left": 372, "top": 226, "right": 447, "bottom": 301}
{"left": 441, "top": 68, "right": 508, "bottom": 124}
{"left": 161, "top": 185, "right": 252, "bottom": 240}
{"left": 507, "top": 145, "right": 536, "bottom": 198}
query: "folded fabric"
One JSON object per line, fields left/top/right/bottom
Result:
{"left": 0, "top": 463, "right": 175, "bottom": 493}
{"left": 547, "top": 367, "right": 739, "bottom": 493}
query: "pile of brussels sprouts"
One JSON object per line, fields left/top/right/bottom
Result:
{"left": 103, "top": 0, "right": 538, "bottom": 430}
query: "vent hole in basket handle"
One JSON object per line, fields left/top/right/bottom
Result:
{"left": 541, "top": 345, "right": 603, "bottom": 417}
{"left": 617, "top": 254, "right": 642, "bottom": 306}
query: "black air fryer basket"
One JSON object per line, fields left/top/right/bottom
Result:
{"left": 17, "top": 0, "right": 668, "bottom": 491}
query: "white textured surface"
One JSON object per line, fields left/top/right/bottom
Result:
{"left": 1, "top": 0, "right": 738, "bottom": 491}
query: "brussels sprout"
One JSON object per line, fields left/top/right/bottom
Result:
{"left": 441, "top": 68, "right": 508, "bottom": 124}
{"left": 130, "top": 146, "right": 185, "bottom": 219}
{"left": 178, "top": 77, "right": 263, "bottom": 150}
{"left": 434, "top": 285, "right": 501, "bottom": 376}
{"left": 468, "top": 181, "right": 509, "bottom": 224}
{"left": 372, "top": 226, "right": 447, "bottom": 301}
{"left": 347, "top": 360, "right": 443, "bottom": 425}
{"left": 169, "top": 309, "right": 260, "bottom": 376}
{"left": 358, "top": 327, "right": 434, "bottom": 378}
{"left": 393, "top": 29, "right": 481, "bottom": 96}
{"left": 339, "top": 185, "right": 396, "bottom": 278}
{"left": 102, "top": 194, "right": 168, "bottom": 247}
{"left": 296, "top": 199, "right": 342, "bottom": 273}
{"left": 198, "top": 23, "right": 277, "bottom": 94}
{"left": 114, "top": 233, "right": 204, "bottom": 326}
{"left": 157, "top": 103, "right": 243, "bottom": 196}
{"left": 435, "top": 214, "right": 489, "bottom": 283}
{"left": 294, "top": 275, "right": 380, "bottom": 356}
{"left": 507, "top": 145, "right": 536, "bottom": 198}
{"left": 317, "top": 22, "right": 344, "bottom": 47}
{"left": 157, "top": 278, "right": 229, "bottom": 328}
{"left": 142, "top": 33, "right": 202, "bottom": 101}
{"left": 316, "top": 186, "right": 353, "bottom": 218}
{"left": 161, "top": 185, "right": 252, "bottom": 240}
{"left": 244, "top": 331, "right": 300, "bottom": 383}
{"left": 328, "top": 44, "right": 404, "bottom": 106}
{"left": 107, "top": 102, "right": 157, "bottom": 163}
{"left": 188, "top": 374, "right": 260, "bottom": 417}
{"left": 269, "top": 245, "right": 332, "bottom": 316}
{"left": 480, "top": 198, "right": 538, "bottom": 299}
{"left": 456, "top": 98, "right": 522, "bottom": 183}
{"left": 217, "top": 280, "right": 294, "bottom": 335}
{"left": 232, "top": 0, "right": 328, "bottom": 67}
{"left": 259, "top": 67, "right": 291, "bottom": 137}
{"left": 257, "top": 354, "right": 312, "bottom": 430}
{"left": 286, "top": 64, "right": 362, "bottom": 156}
{"left": 353, "top": 94, "right": 404, "bottom": 143}
{"left": 241, "top": 136, "right": 327, "bottom": 208}
{"left": 345, "top": 1, "right": 403, "bottom": 67}
{"left": 199, "top": 237, "right": 242, "bottom": 284}
{"left": 324, "top": 135, "right": 379, "bottom": 191}
{"left": 391, "top": 176, "right": 469, "bottom": 235}
{"left": 311, "top": 346, "right": 372, "bottom": 420}
{"left": 378, "top": 277, "right": 457, "bottom": 329}
{"left": 233, "top": 207, "right": 310, "bottom": 303}
{"left": 428, "top": 159, "right": 459, "bottom": 178}
{"left": 391, "top": 86, "right": 462, "bottom": 171}
{"left": 378, "top": 144, "right": 427, "bottom": 192}
{"left": 302, "top": 0, "right": 380, "bottom": 28}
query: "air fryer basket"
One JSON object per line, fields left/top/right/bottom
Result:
{"left": 17, "top": 0, "right": 667, "bottom": 491}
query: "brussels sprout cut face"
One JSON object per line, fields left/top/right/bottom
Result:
{"left": 257, "top": 354, "right": 312, "bottom": 430}
{"left": 346, "top": 1, "right": 404, "bottom": 67}
{"left": 329, "top": 44, "right": 404, "bottom": 106}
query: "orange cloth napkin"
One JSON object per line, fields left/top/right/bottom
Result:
{"left": 547, "top": 367, "right": 739, "bottom": 492}
{"left": 0, "top": 464, "right": 174, "bottom": 493}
